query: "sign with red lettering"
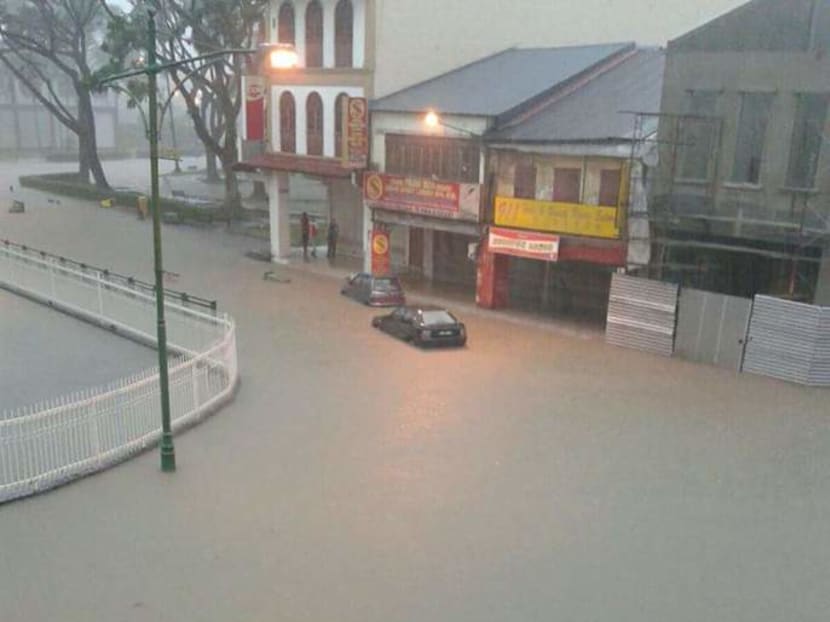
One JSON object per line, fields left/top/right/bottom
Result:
{"left": 488, "top": 227, "right": 560, "bottom": 261}
{"left": 371, "top": 227, "right": 390, "bottom": 276}
{"left": 344, "top": 97, "right": 368, "bottom": 168}
{"left": 245, "top": 76, "right": 265, "bottom": 141}
{"left": 363, "top": 172, "right": 480, "bottom": 221}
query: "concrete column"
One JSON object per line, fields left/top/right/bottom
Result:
{"left": 268, "top": 173, "right": 292, "bottom": 262}
{"left": 323, "top": 92, "right": 335, "bottom": 157}
{"left": 815, "top": 249, "right": 830, "bottom": 305}
{"left": 323, "top": 0, "right": 336, "bottom": 68}
{"left": 270, "top": 87, "right": 281, "bottom": 152}
{"left": 423, "top": 228, "right": 435, "bottom": 280}
{"left": 269, "top": 0, "right": 279, "bottom": 43}
{"left": 295, "top": 1, "right": 307, "bottom": 67}
{"left": 296, "top": 91, "right": 308, "bottom": 155}
{"left": 353, "top": 0, "right": 366, "bottom": 69}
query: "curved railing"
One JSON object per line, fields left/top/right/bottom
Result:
{"left": 0, "top": 244, "right": 238, "bottom": 503}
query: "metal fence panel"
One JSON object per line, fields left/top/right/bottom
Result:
{"left": 675, "top": 288, "right": 751, "bottom": 370}
{"left": 743, "top": 295, "right": 828, "bottom": 386}
{"left": 809, "top": 307, "right": 830, "bottom": 386}
{"left": 606, "top": 274, "right": 678, "bottom": 356}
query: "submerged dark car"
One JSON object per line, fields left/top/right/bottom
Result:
{"left": 372, "top": 305, "right": 467, "bottom": 347}
{"left": 341, "top": 272, "right": 406, "bottom": 307}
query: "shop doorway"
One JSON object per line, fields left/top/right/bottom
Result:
{"left": 507, "top": 257, "right": 612, "bottom": 322}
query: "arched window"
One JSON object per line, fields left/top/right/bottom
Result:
{"left": 279, "top": 92, "right": 296, "bottom": 153}
{"left": 278, "top": 2, "right": 295, "bottom": 45}
{"left": 334, "top": 0, "right": 353, "bottom": 68}
{"left": 334, "top": 93, "right": 349, "bottom": 158}
{"left": 305, "top": 1, "right": 323, "bottom": 67}
{"left": 306, "top": 92, "right": 323, "bottom": 156}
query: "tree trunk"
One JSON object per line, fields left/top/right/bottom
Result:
{"left": 205, "top": 150, "right": 220, "bottom": 181}
{"left": 77, "top": 89, "right": 110, "bottom": 189}
{"left": 8, "top": 75, "right": 22, "bottom": 154}
{"left": 78, "top": 132, "right": 91, "bottom": 183}
{"left": 250, "top": 180, "right": 268, "bottom": 201}
{"left": 221, "top": 156, "right": 242, "bottom": 221}
{"left": 221, "top": 111, "right": 242, "bottom": 220}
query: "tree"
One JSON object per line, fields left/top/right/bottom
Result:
{"left": 0, "top": 0, "right": 114, "bottom": 187}
{"left": 106, "top": 0, "right": 267, "bottom": 218}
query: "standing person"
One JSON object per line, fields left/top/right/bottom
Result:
{"left": 300, "top": 212, "right": 310, "bottom": 261}
{"left": 310, "top": 218, "right": 318, "bottom": 258}
{"left": 327, "top": 217, "right": 339, "bottom": 260}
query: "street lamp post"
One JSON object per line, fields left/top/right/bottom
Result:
{"left": 144, "top": 14, "right": 176, "bottom": 471}
{"left": 98, "top": 9, "right": 297, "bottom": 473}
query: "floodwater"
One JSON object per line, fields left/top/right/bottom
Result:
{"left": 0, "top": 289, "right": 158, "bottom": 413}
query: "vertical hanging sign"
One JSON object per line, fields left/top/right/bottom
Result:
{"left": 371, "top": 226, "right": 391, "bottom": 276}
{"left": 344, "top": 97, "right": 368, "bottom": 168}
{"left": 245, "top": 76, "right": 266, "bottom": 141}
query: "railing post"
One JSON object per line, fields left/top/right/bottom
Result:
{"left": 191, "top": 362, "right": 200, "bottom": 409}
{"left": 96, "top": 272, "right": 105, "bottom": 317}
{"left": 89, "top": 394, "right": 102, "bottom": 467}
{"left": 49, "top": 259, "right": 56, "bottom": 299}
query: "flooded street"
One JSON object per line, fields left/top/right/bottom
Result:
{"left": 1, "top": 170, "right": 828, "bottom": 621}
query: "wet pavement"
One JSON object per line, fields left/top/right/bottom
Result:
{"left": 0, "top": 162, "right": 829, "bottom": 622}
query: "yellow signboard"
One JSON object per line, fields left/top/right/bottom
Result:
{"left": 494, "top": 196, "right": 620, "bottom": 239}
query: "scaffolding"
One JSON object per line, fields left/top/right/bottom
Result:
{"left": 625, "top": 110, "right": 829, "bottom": 300}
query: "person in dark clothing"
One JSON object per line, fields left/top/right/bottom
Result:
{"left": 300, "top": 212, "right": 310, "bottom": 261}
{"left": 327, "top": 218, "right": 339, "bottom": 260}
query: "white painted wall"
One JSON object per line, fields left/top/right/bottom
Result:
{"left": 270, "top": 85, "right": 364, "bottom": 157}
{"left": 268, "top": 0, "right": 366, "bottom": 69}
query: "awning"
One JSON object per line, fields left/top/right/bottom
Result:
{"left": 234, "top": 152, "right": 354, "bottom": 178}
{"left": 372, "top": 208, "right": 481, "bottom": 237}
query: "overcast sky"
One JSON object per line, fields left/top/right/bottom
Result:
{"left": 373, "top": 0, "right": 750, "bottom": 95}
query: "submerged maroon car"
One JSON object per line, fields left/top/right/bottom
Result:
{"left": 341, "top": 272, "right": 406, "bottom": 307}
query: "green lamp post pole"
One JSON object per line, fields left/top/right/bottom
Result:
{"left": 146, "top": 10, "right": 176, "bottom": 472}
{"left": 97, "top": 8, "right": 298, "bottom": 474}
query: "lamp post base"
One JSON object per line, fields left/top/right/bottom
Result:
{"left": 160, "top": 434, "right": 176, "bottom": 472}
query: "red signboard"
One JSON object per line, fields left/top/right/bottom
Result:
{"left": 345, "top": 97, "right": 368, "bottom": 168}
{"left": 371, "top": 227, "right": 391, "bottom": 276}
{"left": 363, "top": 172, "right": 480, "bottom": 221}
{"left": 488, "top": 227, "right": 560, "bottom": 262}
{"left": 245, "top": 76, "right": 265, "bottom": 141}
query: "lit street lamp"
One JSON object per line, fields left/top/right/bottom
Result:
{"left": 98, "top": 9, "right": 296, "bottom": 473}
{"left": 422, "top": 109, "right": 480, "bottom": 138}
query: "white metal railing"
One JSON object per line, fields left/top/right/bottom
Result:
{"left": 0, "top": 245, "right": 239, "bottom": 503}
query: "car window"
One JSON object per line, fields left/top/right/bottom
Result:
{"left": 391, "top": 307, "right": 406, "bottom": 320}
{"left": 420, "top": 310, "right": 457, "bottom": 326}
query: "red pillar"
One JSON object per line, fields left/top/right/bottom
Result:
{"left": 476, "top": 238, "right": 509, "bottom": 309}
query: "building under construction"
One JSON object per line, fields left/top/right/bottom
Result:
{"left": 643, "top": 0, "right": 830, "bottom": 304}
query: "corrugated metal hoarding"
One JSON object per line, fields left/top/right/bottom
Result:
{"left": 605, "top": 274, "right": 678, "bottom": 357}
{"left": 743, "top": 296, "right": 830, "bottom": 387}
